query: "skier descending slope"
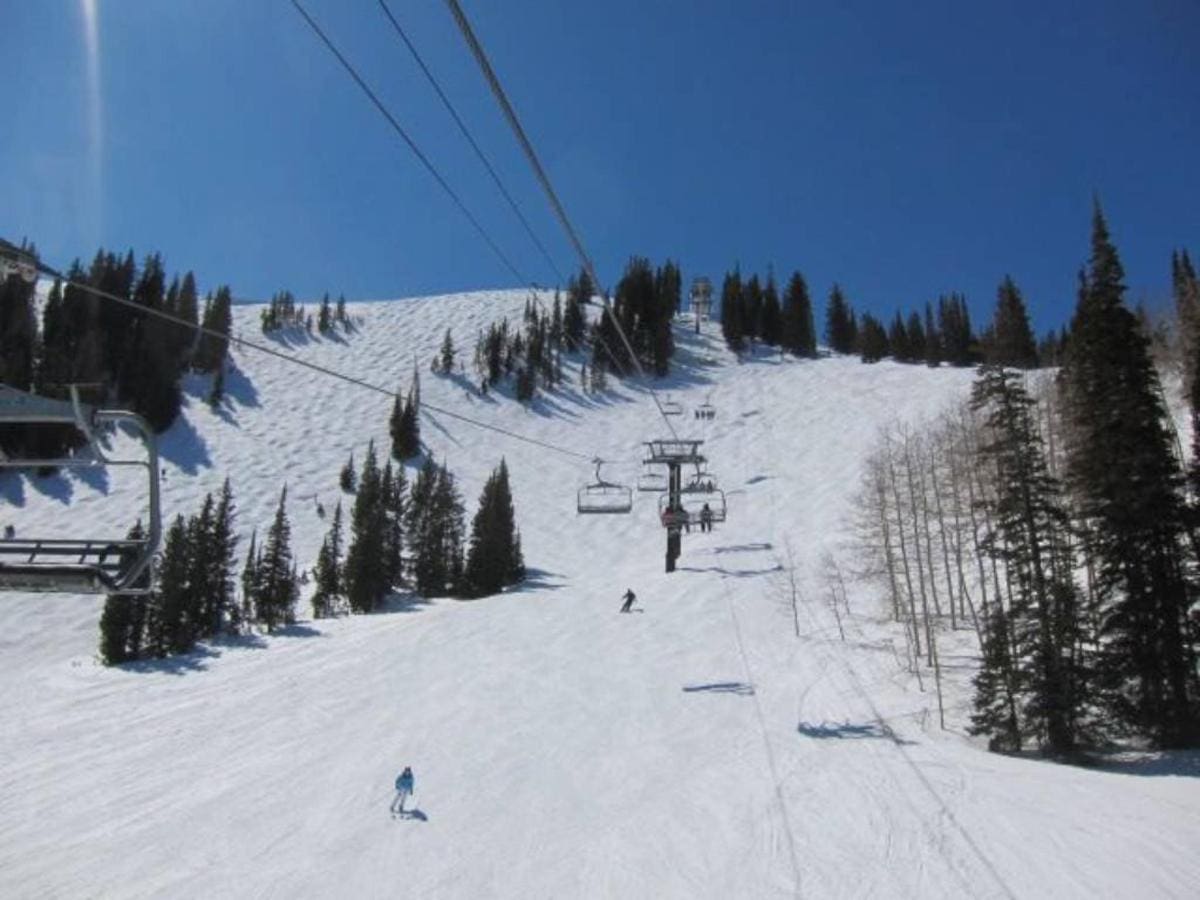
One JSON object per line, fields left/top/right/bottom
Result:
{"left": 619, "top": 589, "right": 637, "bottom": 613}
{"left": 391, "top": 767, "right": 414, "bottom": 816}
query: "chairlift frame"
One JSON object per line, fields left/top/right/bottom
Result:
{"left": 0, "top": 384, "right": 161, "bottom": 594}
{"left": 577, "top": 458, "right": 632, "bottom": 515}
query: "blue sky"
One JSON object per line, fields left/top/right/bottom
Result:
{"left": 3, "top": 1, "right": 1197, "bottom": 335}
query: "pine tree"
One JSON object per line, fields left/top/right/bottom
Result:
{"left": 564, "top": 271, "right": 589, "bottom": 350}
{"left": 937, "top": 293, "right": 975, "bottom": 366}
{"left": 152, "top": 515, "right": 196, "bottom": 656}
{"left": 439, "top": 328, "right": 456, "bottom": 373}
{"left": 1059, "top": 204, "right": 1199, "bottom": 747}
{"left": 340, "top": 452, "right": 357, "bottom": 493}
{"left": 781, "top": 271, "right": 816, "bottom": 357}
{"left": 464, "top": 459, "right": 525, "bottom": 596}
{"left": 98, "top": 522, "right": 151, "bottom": 664}
{"left": 344, "top": 442, "right": 388, "bottom": 612}
{"left": 195, "top": 285, "right": 232, "bottom": 373}
{"left": 241, "top": 528, "right": 259, "bottom": 627}
{"left": 410, "top": 460, "right": 465, "bottom": 596}
{"left": 318, "top": 293, "right": 332, "bottom": 334}
{"left": 970, "top": 604, "right": 1022, "bottom": 752}
{"left": 720, "top": 268, "right": 745, "bottom": 353}
{"left": 988, "top": 276, "right": 1038, "bottom": 368}
{"left": 210, "top": 478, "right": 238, "bottom": 634}
{"left": 858, "top": 314, "right": 889, "bottom": 363}
{"left": 760, "top": 274, "right": 783, "bottom": 346}
{"left": 825, "top": 284, "right": 855, "bottom": 354}
{"left": 923, "top": 302, "right": 942, "bottom": 367}
{"left": 257, "top": 486, "right": 297, "bottom": 632}
{"left": 971, "top": 366, "right": 1091, "bottom": 755}
{"left": 391, "top": 383, "right": 421, "bottom": 461}
{"left": 312, "top": 500, "right": 344, "bottom": 618}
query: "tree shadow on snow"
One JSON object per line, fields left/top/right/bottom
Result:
{"left": 797, "top": 720, "right": 914, "bottom": 746}
{"left": 29, "top": 471, "right": 73, "bottom": 505}
{"left": 0, "top": 470, "right": 26, "bottom": 508}
{"left": 683, "top": 681, "right": 755, "bottom": 696}
{"left": 158, "top": 412, "right": 212, "bottom": 474}
{"left": 711, "top": 542, "right": 773, "bottom": 555}
{"left": 1092, "top": 750, "right": 1200, "bottom": 778}
{"left": 678, "top": 563, "right": 784, "bottom": 578}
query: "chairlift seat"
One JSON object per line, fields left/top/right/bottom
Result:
{"left": 577, "top": 459, "right": 633, "bottom": 514}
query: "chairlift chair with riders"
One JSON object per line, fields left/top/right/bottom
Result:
{"left": 694, "top": 397, "right": 716, "bottom": 421}
{"left": 0, "top": 384, "right": 161, "bottom": 594}
{"left": 576, "top": 458, "right": 633, "bottom": 514}
{"left": 661, "top": 475, "right": 727, "bottom": 527}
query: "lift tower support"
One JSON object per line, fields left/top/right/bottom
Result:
{"left": 644, "top": 439, "right": 706, "bottom": 572}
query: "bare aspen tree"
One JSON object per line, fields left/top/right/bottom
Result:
{"left": 885, "top": 428, "right": 923, "bottom": 661}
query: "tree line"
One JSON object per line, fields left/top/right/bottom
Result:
{"left": 853, "top": 208, "right": 1200, "bottom": 756}
{"left": 0, "top": 247, "right": 233, "bottom": 456}
{"left": 718, "top": 264, "right": 1064, "bottom": 371}
{"left": 99, "top": 441, "right": 526, "bottom": 664}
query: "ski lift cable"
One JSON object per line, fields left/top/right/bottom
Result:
{"left": 289, "top": 0, "right": 530, "bottom": 289}
{"left": 443, "top": 0, "right": 680, "bottom": 441}
{"left": 375, "top": 0, "right": 565, "bottom": 285}
{"left": 18, "top": 252, "right": 595, "bottom": 464}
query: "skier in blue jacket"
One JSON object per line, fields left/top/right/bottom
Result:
{"left": 392, "top": 766, "right": 415, "bottom": 814}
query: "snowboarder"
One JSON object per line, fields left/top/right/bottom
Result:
{"left": 392, "top": 766, "right": 415, "bottom": 814}
{"left": 619, "top": 588, "right": 636, "bottom": 613}
{"left": 700, "top": 503, "right": 713, "bottom": 533}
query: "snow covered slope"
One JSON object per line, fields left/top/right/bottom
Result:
{"left": 1, "top": 292, "right": 1197, "bottom": 898}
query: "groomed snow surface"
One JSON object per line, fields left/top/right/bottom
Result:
{"left": 1, "top": 291, "right": 1197, "bottom": 899}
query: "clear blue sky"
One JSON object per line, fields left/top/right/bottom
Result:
{"left": 3, "top": 1, "right": 1197, "bottom": 335}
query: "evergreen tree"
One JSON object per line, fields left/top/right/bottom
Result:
{"left": 210, "top": 478, "right": 238, "bottom": 634}
{"left": 257, "top": 486, "right": 297, "bottom": 632}
{"left": 888, "top": 312, "right": 911, "bottom": 362}
{"left": 972, "top": 366, "right": 1091, "bottom": 755}
{"left": 781, "top": 271, "right": 816, "bottom": 357}
{"left": 439, "top": 328, "right": 456, "bottom": 373}
{"left": 241, "top": 528, "right": 258, "bottom": 626}
{"left": 1059, "top": 204, "right": 1199, "bottom": 747}
{"left": 195, "top": 285, "right": 232, "bottom": 373}
{"left": 312, "top": 500, "right": 344, "bottom": 618}
{"left": 970, "top": 604, "right": 1022, "bottom": 752}
{"left": 988, "top": 276, "right": 1038, "bottom": 369}
{"left": 858, "top": 313, "right": 889, "bottom": 363}
{"left": 97, "top": 522, "right": 151, "bottom": 664}
{"left": 151, "top": 515, "right": 195, "bottom": 656}
{"left": 340, "top": 452, "right": 357, "bottom": 493}
{"left": 825, "top": 284, "right": 855, "bottom": 354}
{"left": 938, "top": 293, "right": 975, "bottom": 366}
{"left": 464, "top": 459, "right": 525, "bottom": 596}
{"left": 564, "top": 269, "right": 590, "bottom": 349}
{"left": 760, "top": 273, "right": 783, "bottom": 346}
{"left": 413, "top": 463, "right": 465, "bottom": 596}
{"left": 720, "top": 268, "right": 745, "bottom": 353}
{"left": 905, "top": 310, "right": 926, "bottom": 362}
{"left": 924, "top": 302, "right": 942, "bottom": 367}
{"left": 344, "top": 442, "right": 388, "bottom": 612}
{"left": 318, "top": 293, "right": 332, "bottom": 334}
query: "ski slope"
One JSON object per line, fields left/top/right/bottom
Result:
{"left": 1, "top": 291, "right": 1198, "bottom": 898}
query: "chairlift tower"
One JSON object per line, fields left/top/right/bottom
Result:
{"left": 690, "top": 277, "right": 712, "bottom": 334}
{"left": 644, "top": 439, "right": 706, "bottom": 572}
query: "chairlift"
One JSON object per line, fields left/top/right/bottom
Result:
{"left": 577, "top": 459, "right": 632, "bottom": 514}
{"left": 693, "top": 395, "right": 716, "bottom": 421}
{"left": 636, "top": 461, "right": 668, "bottom": 493}
{"left": 657, "top": 487, "right": 727, "bottom": 528}
{"left": 0, "top": 239, "right": 38, "bottom": 284}
{"left": 0, "top": 384, "right": 161, "bottom": 594}
{"left": 660, "top": 394, "right": 683, "bottom": 416}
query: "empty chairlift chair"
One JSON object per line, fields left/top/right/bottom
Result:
{"left": 636, "top": 461, "right": 669, "bottom": 493}
{"left": 577, "top": 459, "right": 633, "bottom": 514}
{"left": 0, "top": 384, "right": 161, "bottom": 594}
{"left": 660, "top": 394, "right": 683, "bottom": 416}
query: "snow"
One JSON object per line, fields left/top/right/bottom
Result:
{"left": 2, "top": 292, "right": 1198, "bottom": 898}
